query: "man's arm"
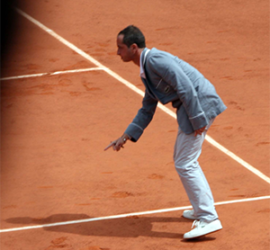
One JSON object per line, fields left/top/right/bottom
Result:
{"left": 109, "top": 91, "right": 158, "bottom": 151}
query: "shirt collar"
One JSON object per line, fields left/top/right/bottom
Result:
{"left": 140, "top": 48, "right": 150, "bottom": 79}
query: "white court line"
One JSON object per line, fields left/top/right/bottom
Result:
{"left": 15, "top": 7, "right": 270, "bottom": 185}
{"left": 0, "top": 67, "right": 104, "bottom": 81}
{"left": 0, "top": 195, "right": 269, "bottom": 233}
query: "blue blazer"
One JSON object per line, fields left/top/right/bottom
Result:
{"left": 125, "top": 48, "right": 227, "bottom": 141}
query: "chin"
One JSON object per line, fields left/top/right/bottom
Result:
{"left": 122, "top": 58, "right": 131, "bottom": 62}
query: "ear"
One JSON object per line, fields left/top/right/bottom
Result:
{"left": 131, "top": 43, "right": 138, "bottom": 52}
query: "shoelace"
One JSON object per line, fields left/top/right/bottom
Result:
{"left": 191, "top": 220, "right": 200, "bottom": 229}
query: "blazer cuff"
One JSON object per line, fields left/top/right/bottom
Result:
{"left": 189, "top": 112, "right": 208, "bottom": 130}
{"left": 124, "top": 123, "right": 144, "bottom": 142}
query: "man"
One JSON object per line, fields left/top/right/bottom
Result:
{"left": 109, "top": 25, "right": 226, "bottom": 239}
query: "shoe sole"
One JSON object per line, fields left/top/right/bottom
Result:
{"left": 184, "top": 227, "right": 222, "bottom": 239}
{"left": 182, "top": 214, "right": 199, "bottom": 220}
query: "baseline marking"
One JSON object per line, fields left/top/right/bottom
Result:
{"left": 1, "top": 195, "right": 269, "bottom": 233}
{"left": 0, "top": 67, "right": 104, "bottom": 81}
{"left": 15, "top": 8, "right": 270, "bottom": 184}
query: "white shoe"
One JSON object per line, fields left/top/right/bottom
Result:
{"left": 182, "top": 210, "right": 199, "bottom": 220}
{"left": 183, "top": 219, "right": 222, "bottom": 239}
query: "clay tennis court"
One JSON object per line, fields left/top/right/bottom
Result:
{"left": 1, "top": 0, "right": 269, "bottom": 249}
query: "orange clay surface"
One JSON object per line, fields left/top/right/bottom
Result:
{"left": 1, "top": 1, "right": 269, "bottom": 250}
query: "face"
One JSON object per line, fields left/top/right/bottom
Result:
{"left": 117, "top": 34, "right": 135, "bottom": 62}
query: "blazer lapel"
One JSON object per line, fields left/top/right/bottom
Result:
{"left": 141, "top": 49, "right": 158, "bottom": 99}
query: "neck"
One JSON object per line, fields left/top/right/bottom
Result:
{"left": 133, "top": 48, "right": 144, "bottom": 67}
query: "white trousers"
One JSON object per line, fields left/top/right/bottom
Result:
{"left": 173, "top": 119, "right": 218, "bottom": 222}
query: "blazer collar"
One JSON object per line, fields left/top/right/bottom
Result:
{"left": 140, "top": 48, "right": 150, "bottom": 79}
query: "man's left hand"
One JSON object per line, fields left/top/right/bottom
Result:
{"left": 194, "top": 126, "right": 206, "bottom": 136}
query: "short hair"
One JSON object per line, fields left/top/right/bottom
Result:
{"left": 118, "top": 25, "right": 146, "bottom": 48}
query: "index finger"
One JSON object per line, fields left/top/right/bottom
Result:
{"left": 104, "top": 141, "right": 117, "bottom": 151}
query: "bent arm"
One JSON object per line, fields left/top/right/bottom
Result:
{"left": 125, "top": 90, "right": 158, "bottom": 142}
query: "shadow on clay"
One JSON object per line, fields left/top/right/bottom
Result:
{"left": 5, "top": 214, "right": 216, "bottom": 241}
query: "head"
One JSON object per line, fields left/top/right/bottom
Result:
{"left": 117, "top": 25, "right": 146, "bottom": 63}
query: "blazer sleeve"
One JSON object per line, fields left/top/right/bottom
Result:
{"left": 124, "top": 90, "right": 158, "bottom": 142}
{"left": 148, "top": 54, "right": 208, "bottom": 130}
